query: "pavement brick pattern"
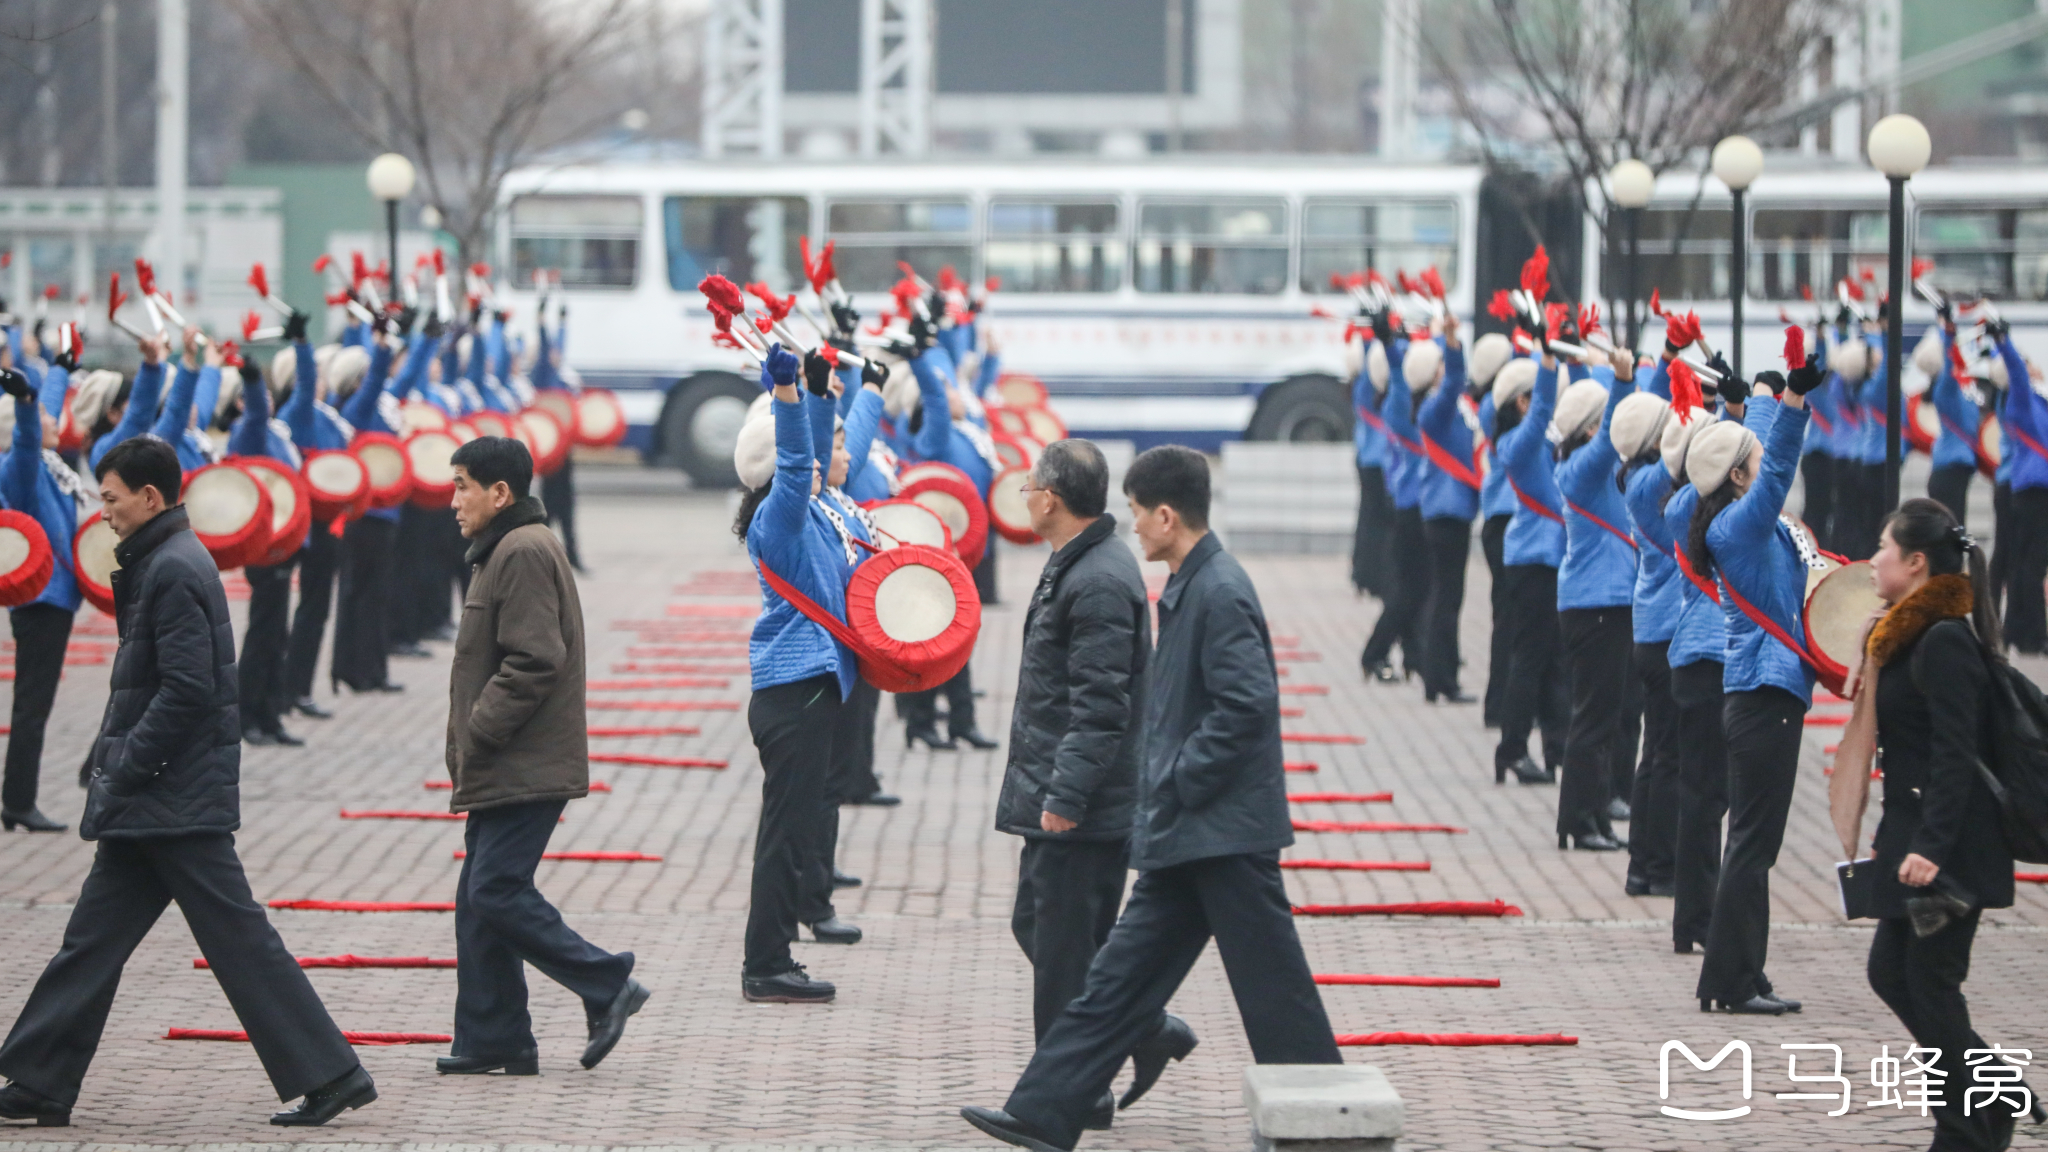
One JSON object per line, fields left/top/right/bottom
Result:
{"left": 0, "top": 484, "right": 2042, "bottom": 1151}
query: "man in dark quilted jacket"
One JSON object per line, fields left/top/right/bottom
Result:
{"left": 0, "top": 433, "right": 373, "bottom": 1130}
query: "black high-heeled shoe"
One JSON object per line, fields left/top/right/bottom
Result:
{"left": 0, "top": 807, "right": 65, "bottom": 832}
{"left": 906, "top": 725, "right": 956, "bottom": 751}
{"left": 1558, "top": 825, "right": 1624, "bottom": 851}
{"left": 1495, "top": 756, "right": 1550, "bottom": 785}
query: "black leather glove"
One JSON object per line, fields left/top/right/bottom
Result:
{"left": 829, "top": 300, "right": 860, "bottom": 336}
{"left": 801, "top": 350, "right": 834, "bottom": 397}
{"left": 393, "top": 305, "right": 420, "bottom": 336}
{"left": 0, "top": 367, "right": 31, "bottom": 403}
{"left": 1786, "top": 364, "right": 1824, "bottom": 395}
{"left": 422, "top": 312, "right": 445, "bottom": 340}
{"left": 861, "top": 357, "right": 888, "bottom": 389}
{"left": 469, "top": 300, "right": 484, "bottom": 327}
{"left": 1369, "top": 308, "right": 1394, "bottom": 347}
{"left": 1986, "top": 317, "right": 2012, "bottom": 344}
{"left": 284, "top": 309, "right": 310, "bottom": 343}
{"left": 1754, "top": 370, "right": 1786, "bottom": 397}
{"left": 51, "top": 339, "right": 78, "bottom": 373}
{"left": 927, "top": 290, "right": 947, "bottom": 323}
{"left": 1713, "top": 362, "right": 1746, "bottom": 409}
{"left": 907, "top": 312, "right": 937, "bottom": 352}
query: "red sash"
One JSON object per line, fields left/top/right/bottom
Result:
{"left": 1504, "top": 473, "right": 1563, "bottom": 525}
{"left": 1671, "top": 544, "right": 1721, "bottom": 603}
{"left": 1719, "top": 570, "right": 1823, "bottom": 676}
{"left": 2009, "top": 420, "right": 2048, "bottom": 463}
{"left": 1808, "top": 405, "right": 1834, "bottom": 436}
{"left": 1938, "top": 409, "right": 1999, "bottom": 474}
{"left": 1357, "top": 406, "right": 1423, "bottom": 456}
{"left": 1564, "top": 499, "right": 1638, "bottom": 551}
{"left": 1420, "top": 432, "right": 1483, "bottom": 490}
{"left": 754, "top": 556, "right": 911, "bottom": 683}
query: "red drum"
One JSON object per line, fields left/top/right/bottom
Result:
{"left": 991, "top": 435, "right": 1030, "bottom": 472}
{"left": 518, "top": 408, "right": 570, "bottom": 476}
{"left": 72, "top": 512, "right": 118, "bottom": 615}
{"left": 303, "top": 449, "right": 370, "bottom": 523}
{"left": 843, "top": 544, "right": 982, "bottom": 693}
{"left": 447, "top": 419, "right": 480, "bottom": 445}
{"left": 468, "top": 410, "right": 516, "bottom": 440}
{"left": 987, "top": 466, "right": 1039, "bottom": 545}
{"left": 399, "top": 401, "right": 449, "bottom": 435}
{"left": 1979, "top": 418, "right": 2002, "bottom": 480}
{"left": 902, "top": 468, "right": 989, "bottom": 569}
{"left": 1021, "top": 407, "right": 1067, "bottom": 445}
{"left": 896, "top": 461, "right": 969, "bottom": 491}
{"left": 864, "top": 499, "right": 953, "bottom": 552}
{"left": 988, "top": 407, "right": 1031, "bottom": 437}
{"left": 352, "top": 431, "right": 415, "bottom": 509}
{"left": 184, "top": 462, "right": 274, "bottom": 572}
{"left": 532, "top": 390, "right": 577, "bottom": 435}
{"left": 1904, "top": 393, "right": 1938, "bottom": 455}
{"left": 995, "top": 373, "right": 1048, "bottom": 409}
{"left": 405, "top": 430, "right": 463, "bottom": 508}
{"left": 574, "top": 389, "right": 629, "bottom": 447}
{"left": 233, "top": 456, "right": 313, "bottom": 568}
{"left": 0, "top": 509, "right": 54, "bottom": 608}
{"left": 1805, "top": 559, "right": 1882, "bottom": 696}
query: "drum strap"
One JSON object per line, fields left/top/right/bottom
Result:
{"left": 1419, "top": 432, "right": 1482, "bottom": 490}
{"left": 1357, "top": 406, "right": 1424, "bottom": 456}
{"left": 754, "top": 558, "right": 912, "bottom": 683}
{"left": 1505, "top": 473, "right": 1564, "bottom": 525}
{"left": 2009, "top": 421, "right": 2048, "bottom": 464}
{"left": 1719, "top": 573, "right": 1822, "bottom": 676}
{"left": 1671, "top": 544, "right": 1721, "bottom": 603}
{"left": 1937, "top": 410, "right": 1997, "bottom": 473}
{"left": 1564, "top": 499, "right": 1637, "bottom": 551}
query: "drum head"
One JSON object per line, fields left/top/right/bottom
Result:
{"left": 185, "top": 465, "right": 266, "bottom": 541}
{"left": 989, "top": 407, "right": 1030, "bottom": 437}
{"left": 988, "top": 467, "right": 1038, "bottom": 545}
{"left": 306, "top": 451, "right": 369, "bottom": 500}
{"left": 357, "top": 440, "right": 408, "bottom": 490}
{"left": 401, "top": 401, "right": 449, "bottom": 434}
{"left": 872, "top": 563, "right": 958, "bottom": 643}
{"left": 534, "top": 390, "right": 576, "bottom": 430}
{"left": 996, "top": 374, "right": 1047, "bottom": 408}
{"left": 521, "top": 408, "right": 565, "bottom": 460}
{"left": 844, "top": 544, "right": 983, "bottom": 693}
{"left": 896, "top": 462, "right": 966, "bottom": 491}
{"left": 73, "top": 513, "right": 118, "bottom": 613}
{"left": 1022, "top": 407, "right": 1066, "bottom": 444}
{"left": 911, "top": 489, "right": 970, "bottom": 543}
{"left": 407, "top": 431, "right": 461, "bottom": 489}
{"left": 1806, "top": 560, "right": 1883, "bottom": 693}
{"left": 250, "top": 465, "right": 297, "bottom": 531}
{"left": 448, "top": 420, "right": 480, "bottom": 445}
{"left": 575, "top": 390, "right": 627, "bottom": 446}
{"left": 867, "top": 500, "right": 952, "bottom": 551}
{"left": 469, "top": 411, "right": 515, "bottom": 439}
{"left": 0, "top": 523, "right": 33, "bottom": 575}
{"left": 992, "top": 438, "right": 1028, "bottom": 472}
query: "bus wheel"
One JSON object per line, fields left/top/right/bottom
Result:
{"left": 661, "top": 372, "right": 757, "bottom": 488}
{"left": 1247, "top": 375, "right": 1350, "bottom": 442}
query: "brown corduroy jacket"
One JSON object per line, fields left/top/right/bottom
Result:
{"left": 445, "top": 497, "right": 588, "bottom": 812}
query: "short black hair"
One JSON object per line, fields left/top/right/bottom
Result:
{"left": 1034, "top": 438, "right": 1108, "bottom": 519}
{"left": 450, "top": 436, "right": 533, "bottom": 499}
{"left": 1122, "top": 444, "right": 1209, "bottom": 530}
{"left": 94, "top": 435, "right": 182, "bottom": 504}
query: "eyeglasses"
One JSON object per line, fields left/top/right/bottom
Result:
{"left": 1018, "top": 479, "right": 1044, "bottom": 494}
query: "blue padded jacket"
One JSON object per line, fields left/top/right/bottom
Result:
{"left": 1709, "top": 396, "right": 1814, "bottom": 704}
{"left": 1478, "top": 391, "right": 1514, "bottom": 518}
{"left": 1997, "top": 337, "right": 2048, "bottom": 493}
{"left": 1929, "top": 329, "right": 1982, "bottom": 472}
{"left": 2, "top": 364, "right": 81, "bottom": 612}
{"left": 1498, "top": 359, "right": 1565, "bottom": 567}
{"left": 1660, "top": 481, "right": 1723, "bottom": 670}
{"left": 1554, "top": 368, "right": 1635, "bottom": 611}
{"left": 1351, "top": 366, "right": 1389, "bottom": 470}
{"left": 1622, "top": 461, "right": 1680, "bottom": 643}
{"left": 1414, "top": 340, "right": 1479, "bottom": 522}
{"left": 746, "top": 364, "right": 860, "bottom": 702}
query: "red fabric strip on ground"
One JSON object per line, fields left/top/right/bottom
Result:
{"left": 1288, "top": 793, "right": 1394, "bottom": 803}
{"left": 588, "top": 701, "right": 740, "bottom": 712}
{"left": 1315, "top": 974, "right": 1500, "bottom": 987}
{"left": 1280, "top": 859, "right": 1431, "bottom": 872}
{"left": 1279, "top": 685, "right": 1330, "bottom": 695}
{"left": 267, "top": 900, "right": 457, "bottom": 912}
{"left": 339, "top": 809, "right": 465, "bottom": 821}
{"left": 1292, "top": 820, "right": 1465, "bottom": 833}
{"left": 1293, "top": 900, "right": 1521, "bottom": 917}
{"left": 1284, "top": 734, "right": 1367, "bottom": 744}
{"left": 451, "top": 850, "right": 661, "bottom": 861}
{"left": 588, "top": 725, "right": 702, "bottom": 737}
{"left": 590, "top": 752, "right": 728, "bottom": 769}
{"left": 194, "top": 955, "right": 457, "bottom": 969}
{"left": 587, "top": 677, "right": 732, "bottom": 691}
{"left": 424, "top": 780, "right": 609, "bottom": 792}
{"left": 1334, "top": 1032, "right": 1575, "bottom": 1046}
{"left": 166, "top": 1028, "right": 452, "bottom": 1045}
{"left": 1284, "top": 762, "right": 1319, "bottom": 773}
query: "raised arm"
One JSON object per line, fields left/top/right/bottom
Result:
{"left": 279, "top": 341, "right": 319, "bottom": 447}
{"left": 910, "top": 348, "right": 953, "bottom": 461}
{"left": 841, "top": 374, "right": 884, "bottom": 490}
{"left": 1723, "top": 394, "right": 1808, "bottom": 538}
{"left": 343, "top": 339, "right": 394, "bottom": 429}
{"left": 151, "top": 357, "right": 201, "bottom": 443}
{"left": 93, "top": 357, "right": 166, "bottom": 467}
{"left": 756, "top": 348, "right": 813, "bottom": 540}
{"left": 228, "top": 358, "right": 272, "bottom": 457}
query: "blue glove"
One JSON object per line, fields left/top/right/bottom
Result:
{"left": 765, "top": 343, "right": 800, "bottom": 387}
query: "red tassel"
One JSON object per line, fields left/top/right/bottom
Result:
{"left": 1649, "top": 287, "right": 1665, "bottom": 318}
{"left": 247, "top": 263, "right": 269, "bottom": 299}
{"left": 1292, "top": 899, "right": 1519, "bottom": 916}
{"left": 1316, "top": 973, "right": 1498, "bottom": 987}
{"left": 1487, "top": 289, "right": 1515, "bottom": 322}
{"left": 1421, "top": 266, "right": 1446, "bottom": 298}
{"left": 1335, "top": 1032, "right": 1576, "bottom": 1047}
{"left": 1281, "top": 859, "right": 1430, "bottom": 872}
{"left": 1519, "top": 245, "right": 1550, "bottom": 300}
{"left": 1292, "top": 820, "right": 1465, "bottom": 834}
{"left": 590, "top": 752, "right": 728, "bottom": 769}
{"left": 1784, "top": 324, "right": 1806, "bottom": 369}
{"left": 1668, "top": 359, "right": 1703, "bottom": 424}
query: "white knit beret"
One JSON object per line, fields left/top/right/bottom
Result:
{"left": 747, "top": 388, "right": 774, "bottom": 424}
{"left": 1467, "top": 332, "right": 1512, "bottom": 387}
{"left": 327, "top": 345, "right": 371, "bottom": 401}
{"left": 1403, "top": 339, "right": 1444, "bottom": 393}
{"left": 1608, "top": 392, "right": 1672, "bottom": 462}
{"left": 1549, "top": 379, "right": 1608, "bottom": 445}
{"left": 1365, "top": 340, "right": 1389, "bottom": 393}
{"left": 1491, "top": 357, "right": 1537, "bottom": 408}
{"left": 1342, "top": 334, "right": 1364, "bottom": 384}
{"left": 734, "top": 409, "right": 777, "bottom": 490}
{"left": 73, "top": 369, "right": 122, "bottom": 431}
{"left": 883, "top": 360, "right": 919, "bottom": 418}
{"left": 1912, "top": 328, "right": 1943, "bottom": 379}
{"left": 1831, "top": 337, "right": 1869, "bottom": 384}
{"left": 1660, "top": 410, "right": 1705, "bottom": 481}
{"left": 1686, "top": 420, "right": 1758, "bottom": 497}
{"left": 268, "top": 347, "right": 298, "bottom": 398}
{"left": 214, "top": 366, "right": 244, "bottom": 424}
{"left": 1978, "top": 354, "right": 2009, "bottom": 390}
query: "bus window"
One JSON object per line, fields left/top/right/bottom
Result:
{"left": 1301, "top": 200, "right": 1456, "bottom": 293}
{"left": 1749, "top": 207, "right": 1886, "bottom": 301}
{"left": 1135, "top": 199, "right": 1287, "bottom": 294}
{"left": 663, "top": 196, "right": 809, "bottom": 293}
{"left": 985, "top": 200, "right": 1121, "bottom": 292}
{"left": 825, "top": 198, "right": 974, "bottom": 290}
{"left": 1600, "top": 207, "right": 1731, "bottom": 302}
{"left": 1916, "top": 206, "right": 2048, "bottom": 302}
{"left": 509, "top": 195, "right": 642, "bottom": 289}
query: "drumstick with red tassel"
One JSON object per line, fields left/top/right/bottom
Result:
{"left": 104, "top": 274, "right": 155, "bottom": 343}
{"left": 248, "top": 262, "right": 294, "bottom": 319}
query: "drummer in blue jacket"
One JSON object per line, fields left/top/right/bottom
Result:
{"left": 1349, "top": 337, "right": 1394, "bottom": 601}
{"left": 1410, "top": 327, "right": 1480, "bottom": 704}
{"left": 1466, "top": 334, "right": 1518, "bottom": 726}
{"left": 225, "top": 340, "right": 308, "bottom": 748}
{"left": 1990, "top": 322, "right": 2048, "bottom": 653}
{"left": 1922, "top": 322, "right": 1981, "bottom": 527}
{"left": 1683, "top": 357, "right": 1822, "bottom": 1016}
{"left": 1490, "top": 352, "right": 1566, "bottom": 786}
{"left": 276, "top": 341, "right": 360, "bottom": 723}
{"left": 1358, "top": 323, "right": 1427, "bottom": 687}
{"left": 1613, "top": 379, "right": 1680, "bottom": 896}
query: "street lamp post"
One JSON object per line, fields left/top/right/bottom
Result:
{"left": 366, "top": 153, "right": 417, "bottom": 298}
{"left": 1711, "top": 135, "right": 1763, "bottom": 381}
{"left": 1868, "top": 113, "right": 1932, "bottom": 515}
{"left": 1609, "top": 159, "right": 1655, "bottom": 350}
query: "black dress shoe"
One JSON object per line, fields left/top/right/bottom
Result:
{"left": 1701, "top": 995, "right": 1787, "bottom": 1015}
{"left": 846, "top": 792, "right": 901, "bottom": 807}
{"left": 1648, "top": 879, "right": 1676, "bottom": 897}
{"left": 807, "top": 917, "right": 862, "bottom": 944}
{"left": 1426, "top": 688, "right": 1478, "bottom": 705}
{"left": 1120, "top": 1013, "right": 1197, "bottom": 1109}
{"left": 0, "top": 807, "right": 66, "bottom": 833}
{"left": 369, "top": 681, "right": 405, "bottom": 693}
{"left": 832, "top": 869, "right": 863, "bottom": 889}
{"left": 1559, "top": 829, "right": 1625, "bottom": 851}
{"left": 0, "top": 1081, "right": 69, "bottom": 1126}
{"left": 435, "top": 1050, "right": 538, "bottom": 1075}
{"left": 244, "top": 728, "right": 281, "bottom": 746}
{"left": 952, "top": 727, "right": 999, "bottom": 750}
{"left": 388, "top": 641, "right": 432, "bottom": 659}
{"left": 1366, "top": 661, "right": 1402, "bottom": 685}
{"left": 581, "top": 976, "right": 650, "bottom": 1069}
{"left": 1496, "top": 756, "right": 1552, "bottom": 785}
{"left": 1606, "top": 796, "right": 1632, "bottom": 822}
{"left": 1762, "top": 992, "right": 1802, "bottom": 1013}
{"left": 271, "top": 1064, "right": 376, "bottom": 1126}
{"left": 292, "top": 696, "right": 334, "bottom": 720}
{"left": 961, "top": 1106, "right": 1071, "bottom": 1152}
{"left": 1084, "top": 1090, "right": 1115, "bottom": 1131}
{"left": 907, "top": 725, "right": 956, "bottom": 750}
{"left": 1673, "top": 939, "right": 1701, "bottom": 954}
{"left": 267, "top": 728, "right": 306, "bottom": 748}
{"left": 743, "top": 964, "right": 834, "bottom": 1004}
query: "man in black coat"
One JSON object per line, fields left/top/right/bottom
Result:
{"left": 996, "top": 440, "right": 1183, "bottom": 1128}
{"left": 0, "top": 437, "right": 374, "bottom": 1130}
{"left": 964, "top": 445, "right": 1340, "bottom": 1152}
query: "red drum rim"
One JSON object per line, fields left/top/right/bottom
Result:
{"left": 844, "top": 543, "right": 982, "bottom": 694}
{"left": 232, "top": 455, "right": 313, "bottom": 568}
{"left": 1804, "top": 559, "right": 1881, "bottom": 696}
{"left": 1904, "top": 393, "right": 1937, "bottom": 455}
{"left": 447, "top": 419, "right": 480, "bottom": 445}
{"left": 863, "top": 498, "right": 955, "bottom": 552}
{"left": 902, "top": 471, "right": 989, "bottom": 570}
{"left": 987, "top": 466, "right": 1039, "bottom": 545}
{"left": 1978, "top": 418, "right": 2001, "bottom": 480}
{"left": 72, "top": 512, "right": 118, "bottom": 615}
{"left": 1021, "top": 407, "right": 1067, "bottom": 444}
{"left": 988, "top": 407, "right": 1031, "bottom": 437}
{"left": 518, "top": 407, "right": 570, "bottom": 476}
{"left": 895, "top": 460, "right": 971, "bottom": 491}
{"left": 533, "top": 390, "right": 577, "bottom": 430}
{"left": 574, "top": 389, "right": 629, "bottom": 447}
{"left": 352, "top": 431, "right": 416, "bottom": 509}
{"left": 995, "top": 373, "right": 1048, "bottom": 409}
{"left": 400, "top": 401, "right": 450, "bottom": 435}
{"left": 184, "top": 461, "right": 274, "bottom": 571}
{"left": 0, "top": 509, "right": 54, "bottom": 609}
{"left": 302, "top": 449, "right": 370, "bottom": 522}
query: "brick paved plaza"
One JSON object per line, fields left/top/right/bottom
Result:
{"left": 0, "top": 473, "right": 2042, "bottom": 1151}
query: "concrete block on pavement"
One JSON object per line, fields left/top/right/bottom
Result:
{"left": 1244, "top": 1063, "right": 1403, "bottom": 1151}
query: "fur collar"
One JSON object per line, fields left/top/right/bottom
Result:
{"left": 1867, "top": 573, "right": 1973, "bottom": 668}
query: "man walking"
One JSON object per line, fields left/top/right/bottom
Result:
{"left": 0, "top": 437, "right": 373, "bottom": 1128}
{"left": 963, "top": 445, "right": 1340, "bottom": 1152}
{"left": 996, "top": 440, "right": 1190, "bottom": 1130}
{"left": 438, "top": 437, "right": 647, "bottom": 1077}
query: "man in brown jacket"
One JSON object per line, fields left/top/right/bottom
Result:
{"left": 438, "top": 436, "right": 647, "bottom": 1078}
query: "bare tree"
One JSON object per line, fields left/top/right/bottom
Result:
{"left": 235, "top": 0, "right": 638, "bottom": 264}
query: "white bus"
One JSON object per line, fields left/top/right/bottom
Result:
{"left": 493, "top": 158, "right": 1482, "bottom": 485}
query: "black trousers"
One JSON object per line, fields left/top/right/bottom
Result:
{"left": 1929, "top": 462, "right": 1975, "bottom": 528}
{"left": 1626, "top": 641, "right": 1679, "bottom": 887}
{"left": 1011, "top": 837, "right": 1135, "bottom": 1042}
{"left": 1558, "top": 606, "right": 1632, "bottom": 838}
{"left": 454, "top": 798, "right": 632, "bottom": 1057}
{"left": 393, "top": 505, "right": 462, "bottom": 645}
{"left": 1003, "top": 852, "right": 1340, "bottom": 1149}
{"left": 1839, "top": 461, "right": 1885, "bottom": 561}
{"left": 1419, "top": 515, "right": 1472, "bottom": 696}
{"left": 4, "top": 604, "right": 72, "bottom": 813}
{"left": 746, "top": 674, "right": 840, "bottom": 976}
{"left": 1670, "top": 660, "right": 1727, "bottom": 950}
{"left": 973, "top": 537, "right": 998, "bottom": 606}
{"left": 541, "top": 456, "right": 582, "bottom": 571}
{"left": 1352, "top": 464, "right": 1393, "bottom": 597}
{"left": 1801, "top": 453, "right": 1836, "bottom": 554}
{"left": 284, "top": 526, "right": 339, "bottom": 702}
{"left": 1480, "top": 514, "right": 1510, "bottom": 727}
{"left": 0, "top": 833, "right": 357, "bottom": 1106}
{"left": 902, "top": 661, "right": 977, "bottom": 736}
{"left": 238, "top": 553, "right": 298, "bottom": 736}
{"left": 1868, "top": 910, "right": 2023, "bottom": 1151}
{"left": 1360, "top": 505, "right": 1426, "bottom": 672}
{"left": 2004, "top": 487, "right": 2048, "bottom": 655}
{"left": 331, "top": 514, "right": 396, "bottom": 692}
{"left": 1495, "top": 564, "right": 1568, "bottom": 774}
{"left": 1992, "top": 482, "right": 2014, "bottom": 626}
{"left": 800, "top": 677, "right": 880, "bottom": 925}
{"left": 1697, "top": 686, "right": 1803, "bottom": 1004}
